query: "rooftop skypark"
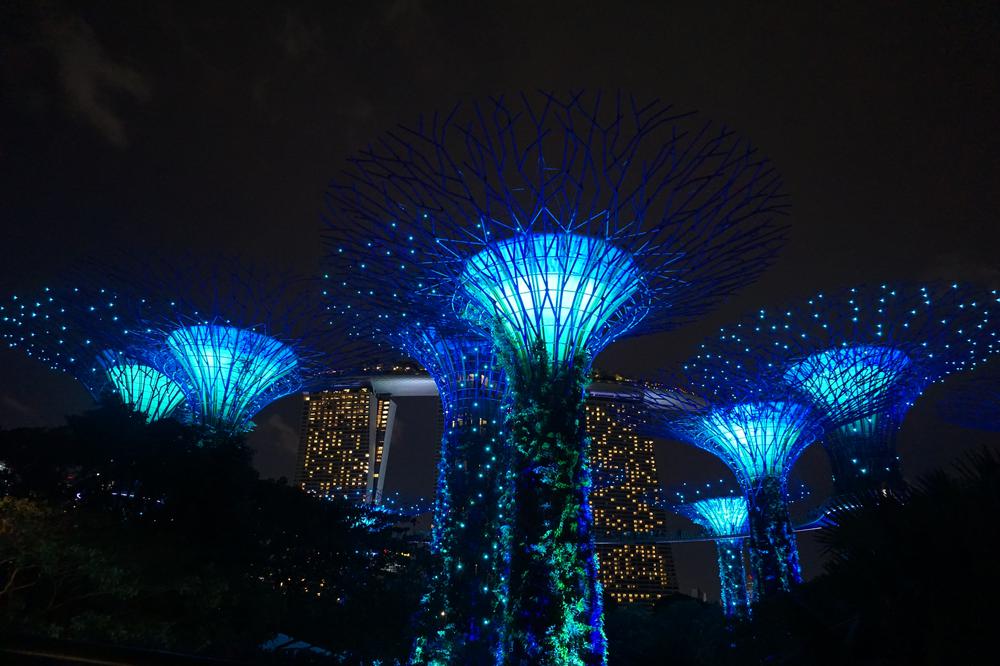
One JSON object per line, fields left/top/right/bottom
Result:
{"left": 689, "top": 283, "right": 1000, "bottom": 496}
{"left": 324, "top": 90, "right": 787, "bottom": 665}
{"left": 0, "top": 285, "right": 184, "bottom": 423}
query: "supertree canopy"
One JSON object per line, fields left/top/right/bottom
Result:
{"left": 324, "top": 91, "right": 786, "bottom": 665}
{"left": 0, "top": 285, "right": 185, "bottom": 422}
{"left": 323, "top": 235, "right": 512, "bottom": 663}
{"left": 130, "top": 258, "right": 374, "bottom": 436}
{"left": 672, "top": 485, "right": 750, "bottom": 618}
{"left": 689, "top": 282, "right": 1000, "bottom": 496}
{"left": 646, "top": 381, "right": 821, "bottom": 598}
{"left": 657, "top": 477, "right": 811, "bottom": 615}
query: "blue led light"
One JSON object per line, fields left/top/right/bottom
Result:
{"left": 321, "top": 92, "right": 791, "bottom": 665}
{"left": 165, "top": 324, "right": 298, "bottom": 433}
{"left": 460, "top": 233, "right": 643, "bottom": 364}
{"left": 785, "top": 344, "right": 910, "bottom": 420}
{"left": 681, "top": 401, "right": 819, "bottom": 487}
{"left": 685, "top": 497, "right": 749, "bottom": 538}
{"left": 0, "top": 286, "right": 185, "bottom": 422}
{"left": 671, "top": 490, "right": 752, "bottom": 617}
{"left": 659, "top": 396, "right": 814, "bottom": 598}
{"left": 104, "top": 361, "right": 184, "bottom": 422}
{"left": 684, "top": 283, "right": 1000, "bottom": 496}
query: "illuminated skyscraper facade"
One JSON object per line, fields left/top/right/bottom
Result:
{"left": 296, "top": 387, "right": 373, "bottom": 497}
{"left": 367, "top": 391, "right": 395, "bottom": 499}
{"left": 587, "top": 382, "right": 678, "bottom": 605}
{"left": 296, "top": 375, "right": 438, "bottom": 500}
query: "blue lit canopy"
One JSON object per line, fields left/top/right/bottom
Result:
{"left": 657, "top": 395, "right": 821, "bottom": 490}
{"left": 680, "top": 282, "right": 1000, "bottom": 495}
{"left": 102, "top": 354, "right": 185, "bottom": 423}
{"left": 460, "top": 233, "right": 643, "bottom": 364}
{"left": 117, "top": 256, "right": 381, "bottom": 435}
{"left": 686, "top": 283, "right": 1000, "bottom": 428}
{"left": 785, "top": 345, "right": 911, "bottom": 423}
{"left": 0, "top": 285, "right": 183, "bottom": 422}
{"left": 323, "top": 91, "right": 787, "bottom": 367}
{"left": 321, "top": 91, "right": 789, "bottom": 664}
{"left": 681, "top": 497, "right": 749, "bottom": 539}
{"left": 164, "top": 324, "right": 299, "bottom": 433}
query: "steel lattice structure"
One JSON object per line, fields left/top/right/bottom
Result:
{"left": 324, "top": 232, "right": 512, "bottom": 662}
{"left": 673, "top": 489, "right": 750, "bottom": 618}
{"left": 124, "top": 258, "right": 380, "bottom": 436}
{"left": 323, "top": 90, "right": 786, "bottom": 666}
{"left": 0, "top": 284, "right": 185, "bottom": 422}
{"left": 685, "top": 282, "right": 1000, "bottom": 496}
{"left": 659, "top": 477, "right": 810, "bottom": 616}
{"left": 642, "top": 381, "right": 822, "bottom": 598}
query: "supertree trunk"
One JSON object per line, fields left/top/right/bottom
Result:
{"left": 715, "top": 539, "right": 750, "bottom": 618}
{"left": 746, "top": 476, "right": 801, "bottom": 598}
{"left": 500, "top": 340, "right": 606, "bottom": 666}
{"left": 823, "top": 417, "right": 904, "bottom": 497}
{"left": 412, "top": 408, "right": 512, "bottom": 664}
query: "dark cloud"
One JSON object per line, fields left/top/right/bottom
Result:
{"left": 277, "top": 11, "right": 323, "bottom": 60}
{"left": 40, "top": 8, "right": 150, "bottom": 147}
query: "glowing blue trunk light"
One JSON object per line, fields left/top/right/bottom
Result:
{"left": 715, "top": 540, "right": 749, "bottom": 618}
{"left": 166, "top": 325, "right": 298, "bottom": 433}
{"left": 405, "top": 332, "right": 511, "bottom": 664}
{"left": 785, "top": 345, "right": 910, "bottom": 421}
{"left": 823, "top": 412, "right": 904, "bottom": 495}
{"left": 105, "top": 362, "right": 185, "bottom": 422}
{"left": 460, "top": 233, "right": 642, "bottom": 364}
{"left": 678, "top": 401, "right": 816, "bottom": 598}
{"left": 685, "top": 496, "right": 751, "bottom": 617}
{"left": 785, "top": 346, "right": 911, "bottom": 496}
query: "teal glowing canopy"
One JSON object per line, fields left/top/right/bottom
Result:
{"left": 676, "top": 401, "right": 820, "bottom": 488}
{"left": 459, "top": 233, "right": 643, "bottom": 365}
{"left": 785, "top": 344, "right": 911, "bottom": 424}
{"left": 685, "top": 497, "right": 749, "bottom": 539}
{"left": 105, "top": 361, "right": 185, "bottom": 422}
{"left": 165, "top": 324, "right": 299, "bottom": 433}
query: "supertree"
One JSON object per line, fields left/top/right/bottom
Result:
{"left": 640, "top": 377, "right": 822, "bottom": 598}
{"left": 654, "top": 477, "right": 811, "bottom": 615}
{"left": 0, "top": 284, "right": 185, "bottom": 422}
{"left": 670, "top": 482, "right": 750, "bottom": 618}
{"left": 323, "top": 91, "right": 786, "bottom": 665}
{"left": 323, "top": 235, "right": 512, "bottom": 663}
{"left": 690, "top": 283, "right": 1000, "bottom": 496}
{"left": 128, "top": 259, "right": 378, "bottom": 436}
{"left": 938, "top": 364, "right": 1000, "bottom": 432}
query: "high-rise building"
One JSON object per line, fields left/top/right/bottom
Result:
{"left": 587, "top": 381, "right": 679, "bottom": 604}
{"left": 295, "top": 375, "right": 438, "bottom": 501}
{"left": 296, "top": 387, "right": 372, "bottom": 497}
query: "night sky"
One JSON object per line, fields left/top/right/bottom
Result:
{"left": 2, "top": 1, "right": 999, "bottom": 600}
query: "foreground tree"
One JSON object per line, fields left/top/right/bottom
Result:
{"left": 0, "top": 403, "right": 426, "bottom": 662}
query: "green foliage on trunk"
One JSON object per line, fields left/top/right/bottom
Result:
{"left": 498, "top": 337, "right": 606, "bottom": 666}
